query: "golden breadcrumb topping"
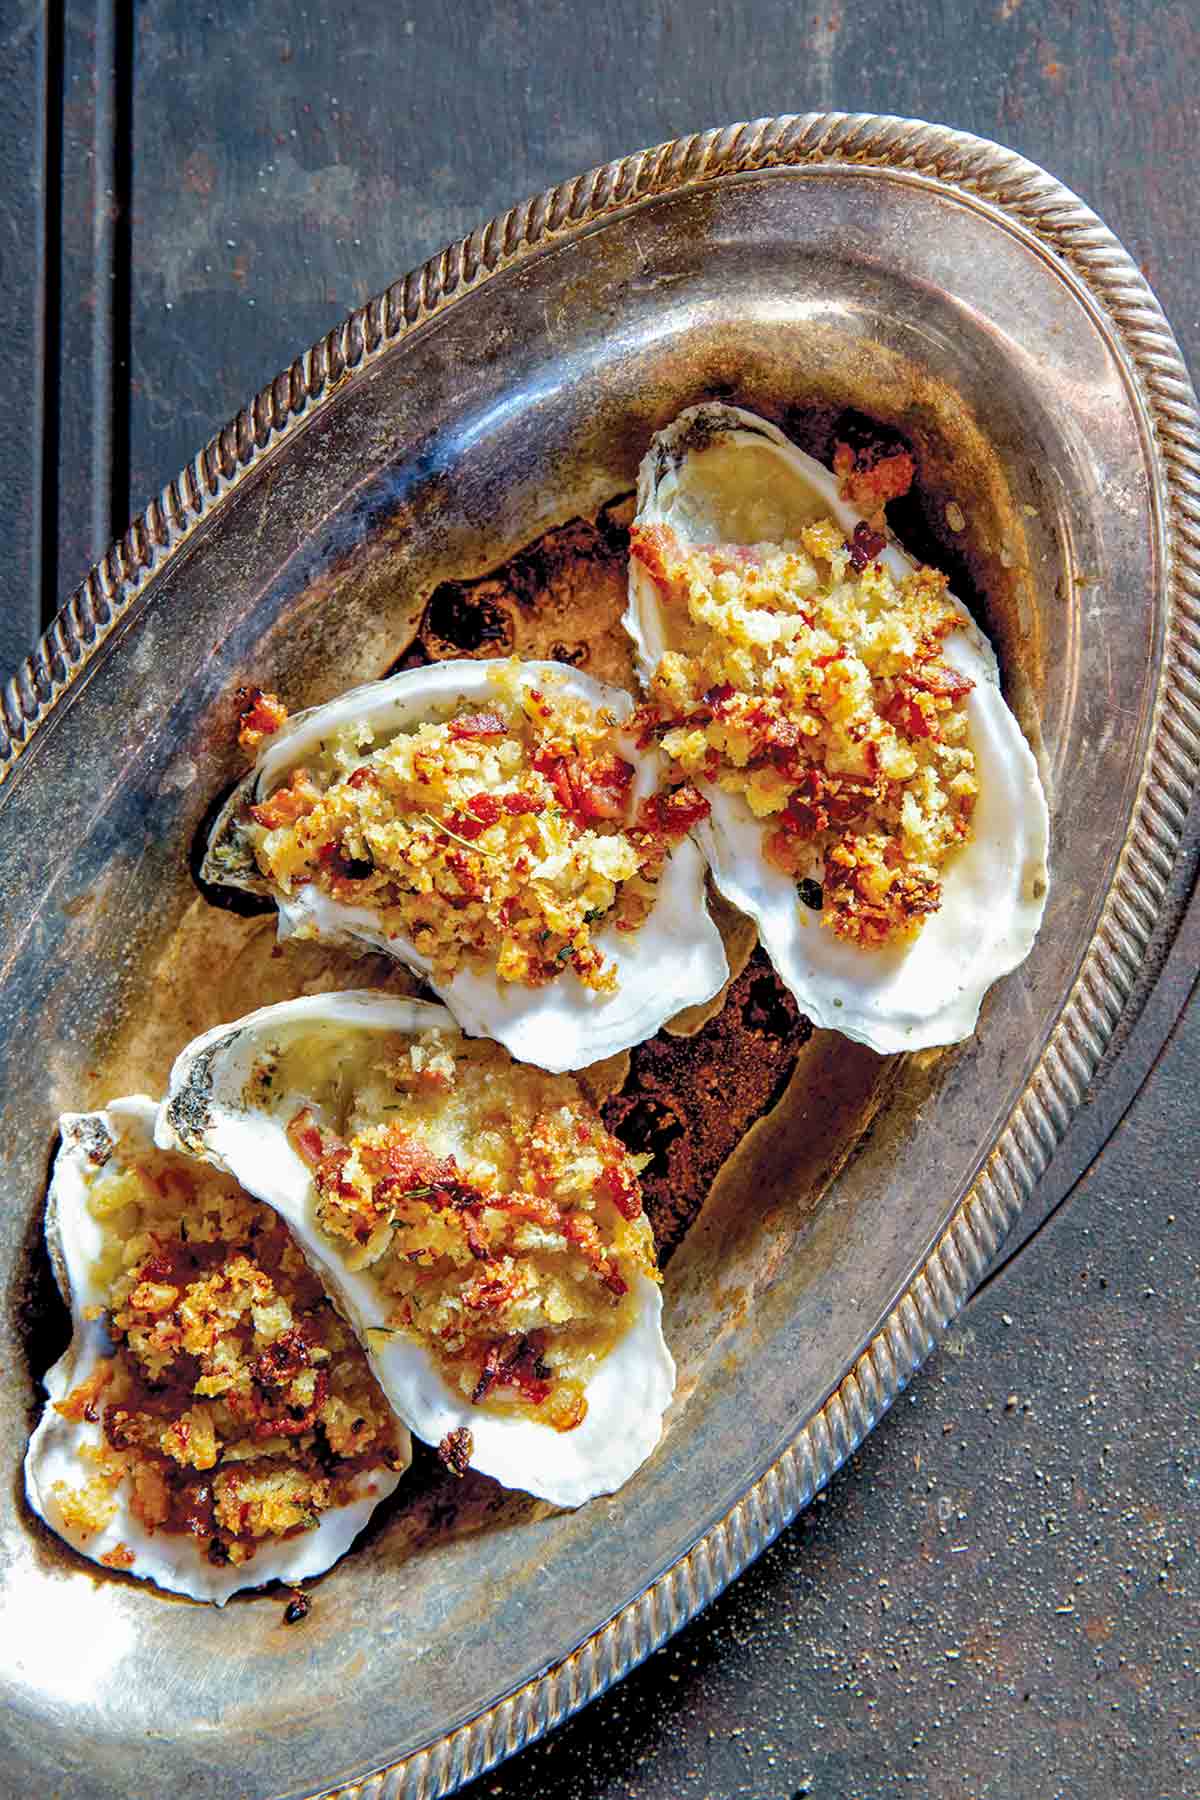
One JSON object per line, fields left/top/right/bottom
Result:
{"left": 50, "top": 1137, "right": 405, "bottom": 1567}
{"left": 629, "top": 518, "right": 978, "bottom": 946}
{"left": 240, "top": 665, "right": 708, "bottom": 992}
{"left": 283, "top": 1028, "right": 656, "bottom": 1432}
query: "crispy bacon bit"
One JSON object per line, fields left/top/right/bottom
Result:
{"left": 534, "top": 752, "right": 571, "bottom": 812}
{"left": 287, "top": 1110, "right": 328, "bottom": 1170}
{"left": 628, "top": 522, "right": 681, "bottom": 597}
{"left": 884, "top": 689, "right": 937, "bottom": 740}
{"left": 135, "top": 1250, "right": 176, "bottom": 1284}
{"left": 833, "top": 437, "right": 916, "bottom": 518}
{"left": 596, "top": 1161, "right": 643, "bottom": 1222}
{"left": 460, "top": 1264, "right": 522, "bottom": 1314}
{"left": 534, "top": 749, "right": 636, "bottom": 825}
{"left": 287, "top": 1110, "right": 358, "bottom": 1207}
{"left": 347, "top": 765, "right": 379, "bottom": 790}
{"left": 502, "top": 791, "right": 544, "bottom": 816}
{"left": 466, "top": 793, "right": 503, "bottom": 827}
{"left": 357, "top": 1129, "right": 457, "bottom": 1194}
{"left": 448, "top": 711, "right": 506, "bottom": 739}
{"left": 237, "top": 688, "right": 289, "bottom": 754}
{"left": 631, "top": 701, "right": 666, "bottom": 749}
{"left": 460, "top": 1210, "right": 491, "bottom": 1261}
{"left": 100, "top": 1542, "right": 137, "bottom": 1571}
{"left": 471, "top": 1341, "right": 506, "bottom": 1404}
{"left": 703, "top": 682, "right": 735, "bottom": 710}
{"left": 906, "top": 661, "right": 974, "bottom": 702}
{"left": 437, "top": 1426, "right": 474, "bottom": 1478}
{"left": 846, "top": 521, "right": 888, "bottom": 572}
{"left": 638, "top": 782, "right": 711, "bottom": 839}
{"left": 317, "top": 840, "right": 373, "bottom": 881}
{"left": 772, "top": 769, "right": 880, "bottom": 844}
{"left": 490, "top": 1191, "right": 559, "bottom": 1234}
{"left": 253, "top": 1328, "right": 311, "bottom": 1389}
{"left": 317, "top": 1146, "right": 355, "bottom": 1202}
{"left": 574, "top": 753, "right": 636, "bottom": 821}
{"left": 563, "top": 1213, "right": 628, "bottom": 1296}
{"left": 249, "top": 768, "right": 321, "bottom": 831}
{"left": 472, "top": 1334, "right": 554, "bottom": 1407}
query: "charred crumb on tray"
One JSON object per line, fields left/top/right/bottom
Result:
{"left": 548, "top": 641, "right": 588, "bottom": 666}
{"left": 595, "top": 490, "right": 635, "bottom": 549}
{"left": 603, "top": 949, "right": 811, "bottom": 1263}
{"left": 608, "top": 1096, "right": 684, "bottom": 1184}
{"left": 741, "top": 971, "right": 798, "bottom": 1040}
{"left": 834, "top": 428, "right": 915, "bottom": 525}
{"left": 437, "top": 1427, "right": 474, "bottom": 1478}
{"left": 283, "top": 1589, "right": 310, "bottom": 1624}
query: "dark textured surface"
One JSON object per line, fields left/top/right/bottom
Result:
{"left": 604, "top": 950, "right": 810, "bottom": 1264}
{"left": 458, "top": 998, "right": 1200, "bottom": 1800}
{"left": 125, "top": 0, "right": 1198, "bottom": 526}
{"left": 1, "top": 3, "right": 1196, "bottom": 1795}
{"left": 0, "top": 1, "right": 48, "bottom": 672}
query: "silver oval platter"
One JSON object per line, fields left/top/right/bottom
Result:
{"left": 2, "top": 115, "right": 1199, "bottom": 1800}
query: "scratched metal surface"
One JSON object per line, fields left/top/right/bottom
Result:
{"left": 1, "top": 2, "right": 1196, "bottom": 1796}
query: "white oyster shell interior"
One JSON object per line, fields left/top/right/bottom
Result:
{"left": 24, "top": 1096, "right": 408, "bottom": 1605}
{"left": 210, "top": 659, "right": 728, "bottom": 1074}
{"left": 624, "top": 404, "right": 1051, "bottom": 1055}
{"left": 155, "top": 992, "right": 676, "bottom": 1509}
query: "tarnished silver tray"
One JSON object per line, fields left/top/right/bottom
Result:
{"left": 2, "top": 115, "right": 1198, "bottom": 1800}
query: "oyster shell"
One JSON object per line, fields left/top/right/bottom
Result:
{"left": 624, "top": 405, "right": 1050, "bottom": 1054}
{"left": 24, "top": 1097, "right": 409, "bottom": 1604}
{"left": 156, "top": 992, "right": 676, "bottom": 1509}
{"left": 203, "top": 659, "right": 727, "bottom": 1073}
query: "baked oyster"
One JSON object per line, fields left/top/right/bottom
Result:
{"left": 624, "top": 404, "right": 1050, "bottom": 1054}
{"left": 25, "top": 1097, "right": 409, "bottom": 1603}
{"left": 157, "top": 992, "right": 675, "bottom": 1509}
{"left": 203, "top": 659, "right": 727, "bottom": 1073}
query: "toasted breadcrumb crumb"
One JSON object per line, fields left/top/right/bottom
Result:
{"left": 286, "top": 1029, "right": 655, "bottom": 1429}
{"left": 629, "top": 519, "right": 976, "bottom": 947}
{"left": 51, "top": 1141, "right": 404, "bottom": 1566}
{"left": 242, "top": 664, "right": 706, "bottom": 993}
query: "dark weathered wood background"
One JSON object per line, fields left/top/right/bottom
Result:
{"left": 2, "top": 3, "right": 1196, "bottom": 1796}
